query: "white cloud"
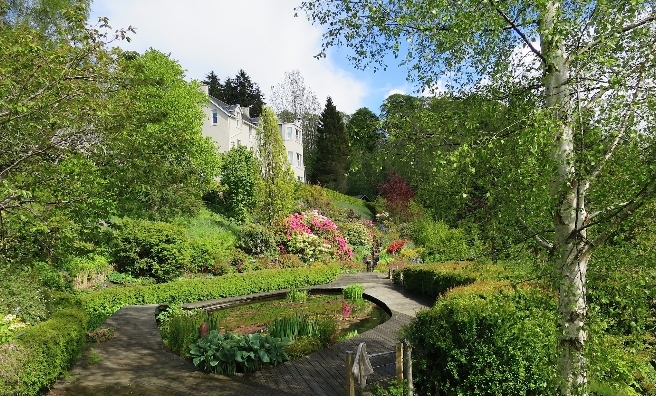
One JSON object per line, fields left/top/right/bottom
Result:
{"left": 384, "top": 87, "right": 408, "bottom": 98}
{"left": 90, "top": 0, "right": 368, "bottom": 113}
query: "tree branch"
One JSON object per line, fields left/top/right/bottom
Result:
{"left": 488, "top": 0, "right": 546, "bottom": 64}
{"left": 519, "top": 217, "right": 554, "bottom": 251}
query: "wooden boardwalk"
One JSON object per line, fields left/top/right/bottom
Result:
{"left": 250, "top": 273, "right": 433, "bottom": 395}
{"left": 49, "top": 273, "right": 433, "bottom": 396}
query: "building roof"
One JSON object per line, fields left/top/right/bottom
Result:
{"left": 208, "top": 96, "right": 258, "bottom": 127}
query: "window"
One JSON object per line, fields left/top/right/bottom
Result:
{"left": 231, "top": 141, "right": 235, "bottom": 148}
{"left": 295, "top": 129, "right": 301, "bottom": 142}
{"left": 297, "top": 176, "right": 303, "bottom": 182}
{"left": 297, "top": 153, "right": 302, "bottom": 168}
{"left": 248, "top": 130, "right": 253, "bottom": 142}
{"left": 237, "top": 112, "right": 242, "bottom": 128}
{"left": 211, "top": 110, "right": 218, "bottom": 125}
{"left": 237, "top": 139, "right": 241, "bottom": 146}
{"left": 286, "top": 127, "right": 292, "bottom": 140}
{"left": 288, "top": 151, "right": 293, "bottom": 165}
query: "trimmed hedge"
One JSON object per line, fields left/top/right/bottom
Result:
{"left": 1, "top": 294, "right": 88, "bottom": 396}
{"left": 323, "top": 188, "right": 369, "bottom": 208}
{"left": 404, "top": 281, "right": 559, "bottom": 396}
{"left": 393, "top": 262, "right": 507, "bottom": 298}
{"left": 81, "top": 264, "right": 340, "bottom": 329}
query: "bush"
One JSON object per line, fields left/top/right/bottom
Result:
{"left": 110, "top": 218, "right": 191, "bottom": 282}
{"left": 404, "top": 282, "right": 559, "bottom": 396}
{"left": 341, "top": 221, "right": 373, "bottom": 248}
{"left": 65, "top": 254, "right": 113, "bottom": 290}
{"left": 275, "top": 254, "right": 305, "bottom": 269}
{"left": 0, "top": 293, "right": 88, "bottom": 396}
{"left": 80, "top": 265, "right": 341, "bottom": 329}
{"left": 394, "top": 262, "right": 503, "bottom": 298}
{"left": 412, "top": 218, "right": 481, "bottom": 262}
{"left": 343, "top": 284, "right": 364, "bottom": 301}
{"left": 236, "top": 223, "right": 278, "bottom": 256}
{"left": 296, "top": 184, "right": 339, "bottom": 217}
{"left": 0, "top": 268, "right": 49, "bottom": 324}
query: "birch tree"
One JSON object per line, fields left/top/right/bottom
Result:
{"left": 296, "top": 1, "right": 656, "bottom": 394}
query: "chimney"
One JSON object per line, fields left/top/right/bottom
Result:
{"left": 199, "top": 83, "right": 209, "bottom": 96}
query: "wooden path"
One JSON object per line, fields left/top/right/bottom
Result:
{"left": 48, "top": 273, "right": 433, "bottom": 396}
{"left": 250, "top": 273, "right": 433, "bottom": 395}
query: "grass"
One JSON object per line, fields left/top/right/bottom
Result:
{"left": 335, "top": 201, "right": 374, "bottom": 220}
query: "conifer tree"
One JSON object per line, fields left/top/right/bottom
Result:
{"left": 309, "top": 97, "right": 349, "bottom": 193}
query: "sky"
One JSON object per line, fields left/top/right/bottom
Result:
{"left": 89, "top": 0, "right": 419, "bottom": 115}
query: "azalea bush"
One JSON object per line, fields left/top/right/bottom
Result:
{"left": 279, "top": 211, "right": 353, "bottom": 262}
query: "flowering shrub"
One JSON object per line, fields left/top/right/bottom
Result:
{"left": 0, "top": 314, "right": 28, "bottom": 343}
{"left": 341, "top": 221, "right": 374, "bottom": 248}
{"left": 387, "top": 239, "right": 408, "bottom": 255}
{"left": 280, "top": 211, "right": 354, "bottom": 261}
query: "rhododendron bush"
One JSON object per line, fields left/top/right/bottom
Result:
{"left": 280, "top": 211, "right": 353, "bottom": 262}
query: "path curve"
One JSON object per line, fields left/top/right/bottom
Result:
{"left": 48, "top": 273, "right": 432, "bottom": 396}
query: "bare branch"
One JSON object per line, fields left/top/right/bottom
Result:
{"left": 519, "top": 217, "right": 554, "bottom": 250}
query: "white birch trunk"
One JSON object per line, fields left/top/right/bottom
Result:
{"left": 541, "top": 1, "right": 589, "bottom": 394}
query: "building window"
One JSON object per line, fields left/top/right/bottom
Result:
{"left": 295, "top": 129, "right": 301, "bottom": 142}
{"left": 297, "top": 176, "right": 303, "bottom": 182}
{"left": 237, "top": 139, "right": 241, "bottom": 146}
{"left": 212, "top": 110, "right": 218, "bottom": 125}
{"left": 297, "top": 153, "right": 302, "bottom": 168}
{"left": 231, "top": 141, "right": 235, "bottom": 148}
{"left": 288, "top": 150, "right": 293, "bottom": 165}
{"left": 249, "top": 130, "right": 253, "bottom": 142}
{"left": 237, "top": 113, "right": 242, "bottom": 128}
{"left": 286, "top": 126, "right": 292, "bottom": 140}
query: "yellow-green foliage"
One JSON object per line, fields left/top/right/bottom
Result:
{"left": 404, "top": 282, "right": 559, "bottom": 395}
{"left": 81, "top": 265, "right": 340, "bottom": 329}
{"left": 0, "top": 294, "right": 88, "bottom": 396}
{"left": 393, "top": 261, "right": 507, "bottom": 298}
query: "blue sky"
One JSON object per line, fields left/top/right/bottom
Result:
{"left": 89, "top": 0, "right": 419, "bottom": 115}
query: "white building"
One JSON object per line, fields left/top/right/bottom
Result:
{"left": 200, "top": 85, "right": 305, "bottom": 182}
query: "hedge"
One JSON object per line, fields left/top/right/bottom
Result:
{"left": 323, "top": 188, "right": 369, "bottom": 208}
{"left": 81, "top": 264, "right": 341, "bottom": 329}
{"left": 1, "top": 294, "right": 88, "bottom": 396}
{"left": 393, "top": 261, "right": 507, "bottom": 298}
{"left": 404, "top": 281, "right": 559, "bottom": 396}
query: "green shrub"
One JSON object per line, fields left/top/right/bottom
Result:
{"left": 188, "top": 237, "right": 232, "bottom": 275}
{"left": 395, "top": 262, "right": 479, "bottom": 297}
{"left": 341, "top": 221, "right": 373, "bottom": 248}
{"left": 412, "top": 219, "right": 481, "bottom": 262}
{"left": 286, "top": 288, "right": 309, "bottom": 303}
{"left": 343, "top": 284, "right": 364, "bottom": 301}
{"left": 0, "top": 293, "right": 88, "bottom": 396}
{"left": 276, "top": 254, "right": 305, "bottom": 268}
{"left": 284, "top": 336, "right": 322, "bottom": 359}
{"left": 295, "top": 184, "right": 339, "bottom": 217}
{"left": 66, "top": 254, "right": 113, "bottom": 289}
{"left": 81, "top": 265, "right": 341, "bottom": 329}
{"left": 110, "top": 218, "right": 191, "bottom": 282}
{"left": 236, "top": 223, "right": 278, "bottom": 256}
{"left": 158, "top": 306, "right": 220, "bottom": 356}
{"left": 404, "top": 282, "right": 559, "bottom": 396}
{"left": 0, "top": 268, "right": 49, "bottom": 324}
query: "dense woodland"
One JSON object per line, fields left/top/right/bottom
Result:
{"left": 1, "top": 1, "right": 655, "bottom": 396}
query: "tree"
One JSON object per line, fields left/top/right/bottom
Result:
{"left": 255, "top": 107, "right": 295, "bottom": 225}
{"left": 309, "top": 97, "right": 350, "bottom": 193}
{"left": 0, "top": 0, "right": 90, "bottom": 38}
{"left": 270, "top": 69, "right": 322, "bottom": 149}
{"left": 218, "top": 146, "right": 260, "bottom": 223}
{"left": 345, "top": 107, "right": 382, "bottom": 196}
{"left": 203, "top": 70, "right": 221, "bottom": 98}
{"left": 101, "top": 49, "right": 220, "bottom": 220}
{"left": 298, "top": 1, "right": 656, "bottom": 394}
{"left": 215, "top": 69, "right": 265, "bottom": 117}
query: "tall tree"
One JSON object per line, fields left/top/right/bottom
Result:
{"left": 345, "top": 107, "right": 382, "bottom": 196}
{"left": 0, "top": 0, "right": 90, "bottom": 38}
{"left": 255, "top": 107, "right": 295, "bottom": 225}
{"left": 270, "top": 69, "right": 322, "bottom": 153}
{"left": 309, "top": 97, "right": 349, "bottom": 193}
{"left": 203, "top": 70, "right": 221, "bottom": 98}
{"left": 298, "top": 1, "right": 656, "bottom": 394}
{"left": 216, "top": 69, "right": 265, "bottom": 117}
{"left": 219, "top": 146, "right": 260, "bottom": 223}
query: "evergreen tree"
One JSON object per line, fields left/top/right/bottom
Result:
{"left": 255, "top": 107, "right": 295, "bottom": 225}
{"left": 309, "top": 97, "right": 349, "bottom": 193}
{"left": 345, "top": 107, "right": 382, "bottom": 196}
{"left": 202, "top": 70, "right": 221, "bottom": 98}
{"left": 219, "top": 69, "right": 265, "bottom": 117}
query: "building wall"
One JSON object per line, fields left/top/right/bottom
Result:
{"left": 280, "top": 122, "right": 305, "bottom": 182}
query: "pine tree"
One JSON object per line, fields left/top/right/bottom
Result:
{"left": 220, "top": 69, "right": 265, "bottom": 117}
{"left": 309, "top": 97, "right": 349, "bottom": 193}
{"left": 203, "top": 70, "right": 221, "bottom": 98}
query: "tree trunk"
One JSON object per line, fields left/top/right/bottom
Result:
{"left": 541, "top": 1, "right": 589, "bottom": 394}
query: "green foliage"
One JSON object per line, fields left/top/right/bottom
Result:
{"left": 309, "top": 97, "right": 349, "bottom": 192}
{"left": 236, "top": 223, "right": 278, "bottom": 256}
{"left": 0, "top": 314, "right": 28, "bottom": 344}
{"left": 395, "top": 262, "right": 480, "bottom": 298}
{"left": 188, "top": 330, "right": 289, "bottom": 375}
{"left": 284, "top": 336, "right": 322, "bottom": 360}
{"left": 340, "top": 221, "right": 374, "bottom": 248}
{"left": 412, "top": 218, "right": 482, "bottom": 262}
{"left": 371, "top": 380, "right": 409, "bottom": 396}
{"left": 295, "top": 184, "right": 339, "bottom": 218}
{"left": 0, "top": 293, "right": 88, "bottom": 396}
{"left": 342, "top": 284, "right": 364, "bottom": 301}
{"left": 80, "top": 265, "right": 341, "bottom": 329}
{"left": 0, "top": 268, "right": 49, "bottom": 324}
{"left": 205, "top": 69, "right": 265, "bottom": 117}
{"left": 268, "top": 313, "right": 317, "bottom": 340}
{"left": 286, "top": 289, "right": 309, "bottom": 303}
{"left": 110, "top": 218, "right": 191, "bottom": 282}
{"left": 218, "top": 146, "right": 260, "bottom": 222}
{"left": 275, "top": 254, "right": 305, "bottom": 269}
{"left": 255, "top": 107, "right": 296, "bottom": 225}
{"left": 315, "top": 318, "right": 339, "bottom": 347}
{"left": 404, "top": 283, "right": 559, "bottom": 396}
{"left": 158, "top": 306, "right": 220, "bottom": 356}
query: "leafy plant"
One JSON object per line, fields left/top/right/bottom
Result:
{"left": 188, "top": 331, "right": 289, "bottom": 375}
{"left": 316, "top": 318, "right": 339, "bottom": 347}
{"left": 0, "top": 314, "right": 28, "bottom": 344}
{"left": 236, "top": 223, "right": 278, "bottom": 256}
{"left": 343, "top": 284, "right": 364, "bottom": 301}
{"left": 286, "top": 288, "right": 309, "bottom": 303}
{"left": 268, "top": 313, "right": 317, "bottom": 340}
{"left": 86, "top": 327, "right": 115, "bottom": 343}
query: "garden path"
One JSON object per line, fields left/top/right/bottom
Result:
{"left": 47, "top": 272, "right": 433, "bottom": 396}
